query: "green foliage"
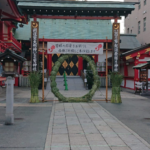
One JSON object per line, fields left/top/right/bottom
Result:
{"left": 110, "top": 72, "right": 123, "bottom": 103}
{"left": 29, "top": 72, "right": 42, "bottom": 88}
{"left": 110, "top": 72, "right": 123, "bottom": 87}
{"left": 29, "top": 72, "right": 41, "bottom": 103}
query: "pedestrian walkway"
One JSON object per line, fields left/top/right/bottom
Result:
{"left": 45, "top": 102, "right": 150, "bottom": 150}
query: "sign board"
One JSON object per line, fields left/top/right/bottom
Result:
{"left": 31, "top": 21, "right": 39, "bottom": 71}
{"left": 112, "top": 23, "right": 120, "bottom": 72}
{"left": 47, "top": 42, "right": 103, "bottom": 54}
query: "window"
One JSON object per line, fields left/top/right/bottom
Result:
{"left": 4, "top": 62, "right": 14, "bottom": 72}
{"left": 138, "top": 21, "right": 140, "bottom": 34}
{"left": 138, "top": 0, "right": 141, "bottom": 9}
{"left": 144, "top": 0, "right": 146, "bottom": 5}
{"left": 143, "top": 17, "right": 146, "bottom": 31}
{"left": 127, "top": 28, "right": 129, "bottom": 33}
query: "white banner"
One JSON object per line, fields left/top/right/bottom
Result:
{"left": 47, "top": 42, "right": 103, "bottom": 54}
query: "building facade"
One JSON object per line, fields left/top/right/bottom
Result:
{"left": 125, "top": 0, "right": 150, "bottom": 45}
{"left": 0, "top": 0, "right": 27, "bottom": 86}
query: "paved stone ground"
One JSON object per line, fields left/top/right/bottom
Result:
{"left": 0, "top": 99, "right": 52, "bottom": 150}
{"left": 98, "top": 97, "right": 150, "bottom": 145}
{"left": 45, "top": 102, "right": 150, "bottom": 150}
{"left": 0, "top": 77, "right": 150, "bottom": 150}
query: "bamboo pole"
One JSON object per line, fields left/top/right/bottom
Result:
{"left": 42, "top": 36, "right": 45, "bottom": 102}
{"left": 106, "top": 37, "right": 108, "bottom": 103}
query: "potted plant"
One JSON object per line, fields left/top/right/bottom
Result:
{"left": 86, "top": 66, "right": 93, "bottom": 89}
{"left": 110, "top": 72, "right": 123, "bottom": 103}
{"left": 29, "top": 72, "right": 41, "bottom": 103}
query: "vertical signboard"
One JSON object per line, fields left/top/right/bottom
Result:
{"left": 31, "top": 21, "right": 39, "bottom": 71}
{"left": 112, "top": 23, "right": 120, "bottom": 72}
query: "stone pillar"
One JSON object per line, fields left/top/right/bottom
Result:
{"left": 5, "top": 76, "right": 14, "bottom": 125}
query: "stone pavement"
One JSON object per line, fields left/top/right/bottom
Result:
{"left": 0, "top": 77, "right": 150, "bottom": 150}
{"left": 0, "top": 100, "right": 53, "bottom": 150}
{"left": 45, "top": 102, "right": 150, "bottom": 150}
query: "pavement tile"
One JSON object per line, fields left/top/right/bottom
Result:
{"left": 51, "top": 134, "right": 69, "bottom": 143}
{"left": 104, "top": 137, "right": 127, "bottom": 147}
{"left": 71, "top": 146, "right": 91, "bottom": 150}
{"left": 90, "top": 146, "right": 111, "bottom": 150}
{"left": 85, "top": 134, "right": 104, "bottom": 141}
{"left": 53, "top": 128, "right": 68, "bottom": 134}
{"left": 111, "top": 146, "right": 131, "bottom": 150}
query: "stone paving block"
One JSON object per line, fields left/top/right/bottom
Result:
{"left": 53, "top": 128, "right": 68, "bottom": 134}
{"left": 82, "top": 128, "right": 99, "bottom": 134}
{"left": 71, "top": 145, "right": 91, "bottom": 150}
{"left": 52, "top": 134, "right": 69, "bottom": 143}
{"left": 50, "top": 146, "right": 70, "bottom": 150}
{"left": 104, "top": 137, "right": 127, "bottom": 147}
{"left": 88, "top": 140, "right": 108, "bottom": 145}
{"left": 111, "top": 146, "right": 131, "bottom": 150}
{"left": 97, "top": 126, "right": 114, "bottom": 134}
{"left": 101, "top": 133, "right": 118, "bottom": 138}
{"left": 70, "top": 134, "right": 89, "bottom": 145}
{"left": 92, "top": 120, "right": 107, "bottom": 126}
{"left": 53, "top": 124, "right": 67, "bottom": 129}
{"left": 85, "top": 134, "right": 104, "bottom": 141}
{"left": 90, "top": 146, "right": 111, "bottom": 150}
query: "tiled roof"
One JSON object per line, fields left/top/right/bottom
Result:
{"left": 14, "top": 18, "right": 112, "bottom": 40}
{"left": 16, "top": 1, "right": 136, "bottom": 17}
{"left": 17, "top": 1, "right": 135, "bottom": 9}
{"left": 0, "top": 49, "right": 26, "bottom": 62}
{"left": 120, "top": 34, "right": 141, "bottom": 50}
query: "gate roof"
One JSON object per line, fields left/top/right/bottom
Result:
{"left": 17, "top": 1, "right": 136, "bottom": 16}
{"left": 14, "top": 19, "right": 112, "bottom": 40}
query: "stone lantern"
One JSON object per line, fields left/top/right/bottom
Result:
{"left": 0, "top": 49, "right": 26, "bottom": 77}
{"left": 0, "top": 49, "right": 26, "bottom": 125}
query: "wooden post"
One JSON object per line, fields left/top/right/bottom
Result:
{"left": 146, "top": 68, "right": 148, "bottom": 92}
{"left": 106, "top": 37, "right": 108, "bottom": 103}
{"left": 42, "top": 37, "right": 45, "bottom": 102}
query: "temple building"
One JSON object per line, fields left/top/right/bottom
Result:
{"left": 2, "top": 0, "right": 149, "bottom": 90}
{"left": 14, "top": 1, "right": 137, "bottom": 76}
{"left": 0, "top": 0, "right": 28, "bottom": 86}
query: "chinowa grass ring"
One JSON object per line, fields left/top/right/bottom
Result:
{"left": 50, "top": 54, "right": 100, "bottom": 102}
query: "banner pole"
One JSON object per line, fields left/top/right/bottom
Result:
{"left": 106, "top": 37, "right": 108, "bottom": 103}
{"left": 42, "top": 36, "right": 45, "bottom": 102}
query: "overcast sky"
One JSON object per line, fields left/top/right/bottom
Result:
{"left": 87, "top": 0, "right": 125, "bottom": 33}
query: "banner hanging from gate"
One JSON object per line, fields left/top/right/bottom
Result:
{"left": 112, "top": 23, "right": 120, "bottom": 72}
{"left": 31, "top": 21, "right": 39, "bottom": 72}
{"left": 47, "top": 42, "right": 103, "bottom": 54}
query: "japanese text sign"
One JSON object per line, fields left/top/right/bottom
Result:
{"left": 112, "top": 23, "right": 120, "bottom": 72}
{"left": 47, "top": 42, "right": 103, "bottom": 55}
{"left": 31, "top": 21, "right": 39, "bottom": 72}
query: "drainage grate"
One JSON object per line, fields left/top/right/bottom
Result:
{"left": 14, "top": 118, "right": 24, "bottom": 120}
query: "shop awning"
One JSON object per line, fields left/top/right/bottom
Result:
{"left": 133, "top": 63, "right": 148, "bottom": 69}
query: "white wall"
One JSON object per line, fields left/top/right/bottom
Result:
{"left": 98, "top": 51, "right": 112, "bottom": 66}
{"left": 126, "top": 80, "right": 134, "bottom": 89}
